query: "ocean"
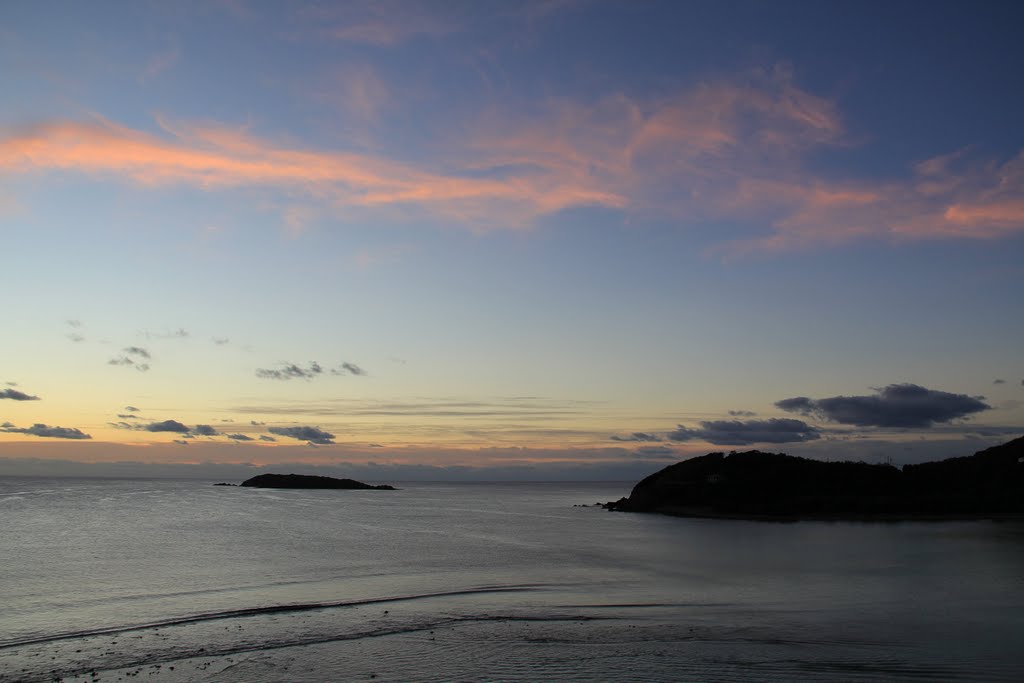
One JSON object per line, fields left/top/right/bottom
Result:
{"left": 1, "top": 477, "right": 1023, "bottom": 682}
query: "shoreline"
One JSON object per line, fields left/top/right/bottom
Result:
{"left": 629, "top": 505, "right": 1024, "bottom": 523}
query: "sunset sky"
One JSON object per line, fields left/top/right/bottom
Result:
{"left": 2, "top": 1, "right": 1023, "bottom": 478}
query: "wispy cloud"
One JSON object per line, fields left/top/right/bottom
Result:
{"left": 335, "top": 362, "right": 366, "bottom": 377}
{"left": 233, "top": 397, "right": 585, "bottom": 418}
{"left": 109, "top": 346, "right": 151, "bottom": 372}
{"left": 311, "top": 1, "right": 457, "bottom": 46}
{"left": 3, "top": 67, "right": 1020, "bottom": 252}
{"left": 256, "top": 360, "right": 366, "bottom": 380}
{"left": 609, "top": 432, "right": 662, "bottom": 442}
{"left": 143, "top": 328, "right": 189, "bottom": 340}
{"left": 65, "top": 319, "right": 85, "bottom": 342}
{"left": 140, "top": 43, "right": 180, "bottom": 82}
{"left": 0, "top": 117, "right": 623, "bottom": 228}
{"left": 255, "top": 361, "right": 323, "bottom": 381}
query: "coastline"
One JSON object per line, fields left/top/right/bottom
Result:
{"left": 632, "top": 505, "right": 1024, "bottom": 523}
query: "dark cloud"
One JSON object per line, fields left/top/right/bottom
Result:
{"left": 124, "top": 346, "right": 151, "bottom": 359}
{"left": 1, "top": 422, "right": 91, "bottom": 439}
{"left": 258, "top": 435, "right": 276, "bottom": 442}
{"left": 66, "top": 319, "right": 83, "bottom": 328}
{"left": 1, "top": 388, "right": 40, "bottom": 401}
{"left": 124, "top": 406, "right": 140, "bottom": 412}
{"left": 668, "top": 418, "right": 821, "bottom": 445}
{"left": 109, "top": 353, "right": 150, "bottom": 372}
{"left": 337, "top": 362, "right": 366, "bottom": 376}
{"left": 145, "top": 419, "right": 190, "bottom": 433}
{"left": 774, "top": 396, "right": 815, "bottom": 413}
{"left": 268, "top": 425, "right": 335, "bottom": 445}
{"left": 251, "top": 420, "right": 265, "bottom": 426}
{"left": 775, "top": 384, "right": 991, "bottom": 428}
{"left": 192, "top": 424, "right": 218, "bottom": 436}
{"left": 994, "top": 379, "right": 1007, "bottom": 385}
{"left": 227, "top": 433, "right": 254, "bottom": 441}
{"left": 610, "top": 432, "right": 662, "bottom": 442}
{"left": 728, "top": 410, "right": 756, "bottom": 417}
{"left": 116, "top": 414, "right": 141, "bottom": 420}
{"left": 256, "top": 361, "right": 367, "bottom": 380}
{"left": 255, "top": 362, "right": 323, "bottom": 381}
{"left": 173, "top": 439, "right": 190, "bottom": 446}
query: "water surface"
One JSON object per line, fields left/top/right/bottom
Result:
{"left": 2, "top": 478, "right": 1022, "bottom": 681}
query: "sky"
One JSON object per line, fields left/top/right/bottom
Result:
{"left": 2, "top": 0, "right": 1023, "bottom": 480}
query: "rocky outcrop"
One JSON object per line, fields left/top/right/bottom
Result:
{"left": 604, "top": 436, "right": 1024, "bottom": 519}
{"left": 239, "top": 473, "right": 396, "bottom": 490}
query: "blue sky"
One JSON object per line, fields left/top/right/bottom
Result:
{"left": 2, "top": 1, "right": 1023, "bottom": 478}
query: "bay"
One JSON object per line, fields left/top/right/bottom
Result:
{"left": 1, "top": 477, "right": 1022, "bottom": 682}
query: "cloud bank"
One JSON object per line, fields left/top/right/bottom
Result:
{"left": 775, "top": 384, "right": 991, "bottom": 428}
{"left": 667, "top": 418, "right": 821, "bottom": 445}
{"left": 268, "top": 425, "right": 336, "bottom": 445}
{"left": 1, "top": 422, "right": 91, "bottom": 439}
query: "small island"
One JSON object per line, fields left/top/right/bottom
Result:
{"left": 603, "top": 436, "right": 1024, "bottom": 520}
{"left": 239, "top": 473, "right": 397, "bottom": 490}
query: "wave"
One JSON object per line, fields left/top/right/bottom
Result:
{"left": 0, "top": 583, "right": 550, "bottom": 651}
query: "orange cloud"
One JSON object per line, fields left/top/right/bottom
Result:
{"left": 3, "top": 67, "right": 1022, "bottom": 253}
{"left": 714, "top": 151, "right": 1024, "bottom": 258}
{"left": 0, "top": 118, "right": 625, "bottom": 226}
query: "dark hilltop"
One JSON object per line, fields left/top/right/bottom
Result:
{"left": 239, "top": 473, "right": 397, "bottom": 490}
{"left": 603, "top": 436, "right": 1024, "bottom": 520}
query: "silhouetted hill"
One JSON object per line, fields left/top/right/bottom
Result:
{"left": 240, "top": 473, "right": 396, "bottom": 490}
{"left": 604, "top": 436, "right": 1024, "bottom": 519}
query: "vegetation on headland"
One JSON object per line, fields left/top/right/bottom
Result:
{"left": 603, "top": 436, "right": 1024, "bottom": 519}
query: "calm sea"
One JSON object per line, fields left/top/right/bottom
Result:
{"left": 1, "top": 477, "right": 1022, "bottom": 682}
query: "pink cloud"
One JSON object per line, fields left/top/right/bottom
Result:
{"left": 3, "top": 66, "right": 1022, "bottom": 253}
{"left": 0, "top": 117, "right": 625, "bottom": 226}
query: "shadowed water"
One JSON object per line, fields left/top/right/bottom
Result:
{"left": 2, "top": 478, "right": 1022, "bottom": 681}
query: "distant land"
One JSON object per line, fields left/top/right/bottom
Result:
{"left": 603, "top": 436, "right": 1024, "bottom": 520}
{"left": 238, "top": 473, "right": 397, "bottom": 490}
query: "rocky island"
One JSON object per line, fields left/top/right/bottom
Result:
{"left": 603, "top": 436, "right": 1024, "bottom": 520}
{"left": 239, "top": 473, "right": 397, "bottom": 490}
